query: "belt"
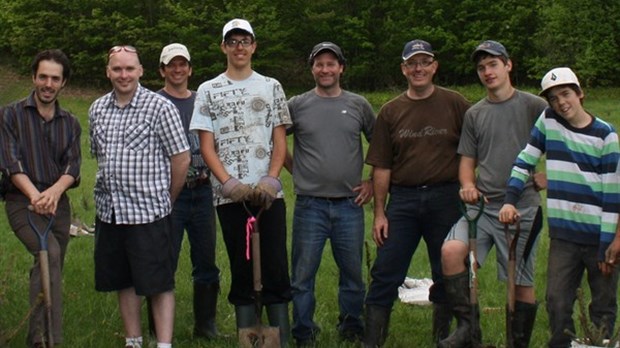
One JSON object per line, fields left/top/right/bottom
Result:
{"left": 311, "top": 196, "right": 351, "bottom": 201}
{"left": 393, "top": 181, "right": 458, "bottom": 191}
{"left": 185, "top": 178, "right": 210, "bottom": 189}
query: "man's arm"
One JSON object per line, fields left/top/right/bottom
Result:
{"left": 372, "top": 167, "right": 390, "bottom": 247}
{"left": 353, "top": 166, "right": 373, "bottom": 206}
{"left": 169, "top": 150, "right": 190, "bottom": 203}
{"left": 268, "top": 125, "right": 287, "bottom": 178}
{"left": 284, "top": 150, "right": 293, "bottom": 174}
{"left": 198, "top": 131, "right": 229, "bottom": 184}
{"left": 458, "top": 155, "right": 480, "bottom": 204}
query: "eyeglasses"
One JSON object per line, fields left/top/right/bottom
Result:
{"left": 402, "top": 59, "right": 434, "bottom": 69}
{"left": 108, "top": 45, "right": 138, "bottom": 57}
{"left": 224, "top": 39, "right": 253, "bottom": 48}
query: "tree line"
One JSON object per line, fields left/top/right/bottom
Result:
{"left": 0, "top": 0, "right": 618, "bottom": 91}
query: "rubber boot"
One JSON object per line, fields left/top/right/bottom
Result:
{"left": 437, "top": 271, "right": 481, "bottom": 348}
{"left": 362, "top": 305, "right": 391, "bottom": 348}
{"left": 146, "top": 296, "right": 156, "bottom": 338}
{"left": 266, "top": 303, "right": 290, "bottom": 348}
{"left": 235, "top": 304, "right": 257, "bottom": 330}
{"left": 433, "top": 302, "right": 453, "bottom": 343}
{"left": 193, "top": 282, "right": 220, "bottom": 339}
{"left": 512, "top": 301, "right": 537, "bottom": 348}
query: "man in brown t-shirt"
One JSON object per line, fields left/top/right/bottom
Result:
{"left": 363, "top": 39, "right": 470, "bottom": 347}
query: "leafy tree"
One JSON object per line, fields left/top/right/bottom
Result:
{"left": 529, "top": 0, "right": 620, "bottom": 87}
{"left": 0, "top": 0, "right": 618, "bottom": 90}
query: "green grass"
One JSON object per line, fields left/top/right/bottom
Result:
{"left": 1, "top": 65, "right": 620, "bottom": 347}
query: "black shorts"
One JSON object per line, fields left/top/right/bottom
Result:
{"left": 94, "top": 214, "right": 175, "bottom": 296}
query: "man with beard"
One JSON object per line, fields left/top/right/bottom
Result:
{"left": 0, "top": 49, "right": 81, "bottom": 348}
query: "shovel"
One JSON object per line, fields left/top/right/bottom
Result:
{"left": 238, "top": 206, "right": 280, "bottom": 348}
{"left": 504, "top": 220, "right": 521, "bottom": 348}
{"left": 27, "top": 206, "right": 55, "bottom": 347}
{"left": 458, "top": 196, "right": 485, "bottom": 347}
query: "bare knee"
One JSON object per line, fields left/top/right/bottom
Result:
{"left": 441, "top": 240, "right": 468, "bottom": 276}
{"left": 515, "top": 285, "right": 536, "bottom": 304}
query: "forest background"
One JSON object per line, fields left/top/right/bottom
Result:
{"left": 0, "top": 0, "right": 619, "bottom": 92}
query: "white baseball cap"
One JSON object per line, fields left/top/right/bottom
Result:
{"left": 222, "top": 18, "right": 254, "bottom": 40}
{"left": 160, "top": 43, "right": 190, "bottom": 65}
{"left": 540, "top": 67, "right": 580, "bottom": 96}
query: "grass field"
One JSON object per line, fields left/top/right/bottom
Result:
{"left": 1, "top": 65, "right": 620, "bottom": 347}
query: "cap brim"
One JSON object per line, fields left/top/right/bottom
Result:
{"left": 402, "top": 51, "right": 434, "bottom": 61}
{"left": 471, "top": 49, "right": 505, "bottom": 61}
{"left": 223, "top": 29, "right": 254, "bottom": 40}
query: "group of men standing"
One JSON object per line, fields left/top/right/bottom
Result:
{"left": 2, "top": 16, "right": 620, "bottom": 348}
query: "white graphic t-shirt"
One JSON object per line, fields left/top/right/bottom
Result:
{"left": 190, "top": 71, "right": 291, "bottom": 206}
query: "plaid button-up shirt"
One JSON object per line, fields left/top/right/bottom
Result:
{"left": 89, "top": 85, "right": 189, "bottom": 224}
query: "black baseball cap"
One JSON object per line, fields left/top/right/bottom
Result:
{"left": 308, "top": 42, "right": 346, "bottom": 65}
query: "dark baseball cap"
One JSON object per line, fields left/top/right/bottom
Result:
{"left": 471, "top": 40, "right": 509, "bottom": 61}
{"left": 308, "top": 42, "right": 346, "bottom": 65}
{"left": 402, "top": 40, "right": 434, "bottom": 60}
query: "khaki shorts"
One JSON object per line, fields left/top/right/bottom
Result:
{"left": 445, "top": 205, "right": 542, "bottom": 286}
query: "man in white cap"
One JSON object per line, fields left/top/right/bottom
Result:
{"left": 500, "top": 67, "right": 620, "bottom": 348}
{"left": 363, "top": 39, "right": 470, "bottom": 347}
{"left": 439, "top": 40, "right": 547, "bottom": 348}
{"left": 189, "top": 18, "right": 292, "bottom": 346}
{"left": 144, "top": 43, "right": 221, "bottom": 341}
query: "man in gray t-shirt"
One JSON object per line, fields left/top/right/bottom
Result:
{"left": 439, "top": 40, "right": 547, "bottom": 348}
{"left": 284, "top": 42, "right": 375, "bottom": 346}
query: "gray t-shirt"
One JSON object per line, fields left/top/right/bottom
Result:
{"left": 458, "top": 89, "right": 547, "bottom": 208}
{"left": 287, "top": 90, "right": 375, "bottom": 197}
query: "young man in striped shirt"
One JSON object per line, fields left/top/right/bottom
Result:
{"left": 499, "top": 67, "right": 620, "bottom": 348}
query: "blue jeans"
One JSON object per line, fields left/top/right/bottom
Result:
{"left": 171, "top": 184, "right": 220, "bottom": 285}
{"left": 291, "top": 195, "right": 365, "bottom": 341}
{"left": 546, "top": 238, "right": 619, "bottom": 348}
{"left": 365, "top": 183, "right": 460, "bottom": 308}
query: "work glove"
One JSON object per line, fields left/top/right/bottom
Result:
{"left": 221, "top": 177, "right": 253, "bottom": 202}
{"left": 253, "top": 175, "right": 282, "bottom": 209}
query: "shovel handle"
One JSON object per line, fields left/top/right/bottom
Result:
{"left": 251, "top": 230, "right": 262, "bottom": 292}
{"left": 505, "top": 221, "right": 520, "bottom": 312}
{"left": 39, "top": 250, "right": 54, "bottom": 346}
{"left": 505, "top": 221, "right": 520, "bottom": 348}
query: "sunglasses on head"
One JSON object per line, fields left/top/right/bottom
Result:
{"left": 108, "top": 45, "right": 138, "bottom": 57}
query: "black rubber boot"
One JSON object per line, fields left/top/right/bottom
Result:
{"left": 437, "top": 271, "right": 481, "bottom": 348}
{"left": 362, "top": 305, "right": 391, "bottom": 348}
{"left": 512, "top": 301, "right": 537, "bottom": 348}
{"left": 235, "top": 304, "right": 256, "bottom": 330}
{"left": 433, "top": 302, "right": 453, "bottom": 343}
{"left": 266, "top": 303, "right": 290, "bottom": 348}
{"left": 193, "top": 282, "right": 220, "bottom": 339}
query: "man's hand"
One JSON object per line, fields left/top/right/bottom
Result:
{"left": 499, "top": 204, "right": 520, "bottom": 224}
{"left": 372, "top": 213, "right": 389, "bottom": 247}
{"left": 459, "top": 186, "right": 484, "bottom": 205}
{"left": 605, "top": 237, "right": 620, "bottom": 265}
{"left": 599, "top": 261, "right": 615, "bottom": 277}
{"left": 221, "top": 177, "right": 253, "bottom": 202}
{"left": 533, "top": 172, "right": 547, "bottom": 191}
{"left": 353, "top": 179, "right": 373, "bottom": 206}
{"left": 32, "top": 185, "right": 65, "bottom": 216}
{"left": 253, "top": 176, "right": 282, "bottom": 209}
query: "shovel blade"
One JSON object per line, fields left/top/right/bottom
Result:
{"left": 239, "top": 326, "right": 280, "bottom": 348}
